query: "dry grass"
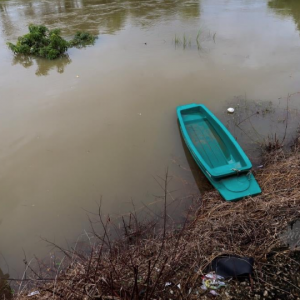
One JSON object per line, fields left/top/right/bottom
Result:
{"left": 13, "top": 142, "right": 300, "bottom": 300}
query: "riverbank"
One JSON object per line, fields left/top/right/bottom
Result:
{"left": 13, "top": 139, "right": 300, "bottom": 299}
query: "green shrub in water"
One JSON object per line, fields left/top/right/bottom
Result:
{"left": 7, "top": 24, "right": 97, "bottom": 60}
{"left": 69, "top": 31, "right": 97, "bottom": 48}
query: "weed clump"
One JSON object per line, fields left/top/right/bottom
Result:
{"left": 68, "top": 31, "right": 97, "bottom": 48}
{"left": 7, "top": 24, "right": 97, "bottom": 60}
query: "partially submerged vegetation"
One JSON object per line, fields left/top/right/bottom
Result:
{"left": 11, "top": 137, "right": 300, "bottom": 299}
{"left": 68, "top": 31, "right": 97, "bottom": 48}
{"left": 174, "top": 30, "right": 216, "bottom": 50}
{"left": 7, "top": 25, "right": 97, "bottom": 60}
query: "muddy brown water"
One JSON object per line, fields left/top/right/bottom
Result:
{"left": 0, "top": 0, "right": 300, "bottom": 277}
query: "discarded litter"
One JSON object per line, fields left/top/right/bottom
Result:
{"left": 227, "top": 107, "right": 235, "bottom": 114}
{"left": 28, "top": 291, "right": 40, "bottom": 297}
{"left": 165, "top": 282, "right": 172, "bottom": 287}
{"left": 205, "top": 273, "right": 224, "bottom": 280}
{"left": 210, "top": 290, "right": 219, "bottom": 296}
{"left": 201, "top": 272, "right": 226, "bottom": 291}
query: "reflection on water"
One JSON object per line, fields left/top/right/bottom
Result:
{"left": 12, "top": 54, "right": 72, "bottom": 76}
{"left": 0, "top": 0, "right": 200, "bottom": 39}
{"left": 268, "top": 0, "right": 300, "bottom": 32}
{"left": 1, "top": 0, "right": 200, "bottom": 74}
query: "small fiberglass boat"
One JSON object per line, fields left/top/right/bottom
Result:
{"left": 177, "top": 103, "right": 261, "bottom": 201}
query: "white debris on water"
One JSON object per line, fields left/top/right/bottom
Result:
{"left": 227, "top": 107, "right": 235, "bottom": 114}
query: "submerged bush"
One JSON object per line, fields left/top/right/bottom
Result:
{"left": 7, "top": 24, "right": 97, "bottom": 60}
{"left": 69, "top": 31, "right": 97, "bottom": 48}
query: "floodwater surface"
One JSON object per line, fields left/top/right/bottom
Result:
{"left": 0, "top": 0, "right": 300, "bottom": 276}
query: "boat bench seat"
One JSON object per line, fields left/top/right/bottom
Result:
{"left": 211, "top": 162, "right": 243, "bottom": 177}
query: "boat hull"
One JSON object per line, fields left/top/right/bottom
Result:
{"left": 177, "top": 104, "right": 261, "bottom": 201}
{"left": 177, "top": 104, "right": 252, "bottom": 178}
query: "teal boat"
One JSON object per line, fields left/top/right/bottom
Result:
{"left": 177, "top": 103, "right": 261, "bottom": 201}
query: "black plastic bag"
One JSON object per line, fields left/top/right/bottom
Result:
{"left": 209, "top": 255, "right": 254, "bottom": 279}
